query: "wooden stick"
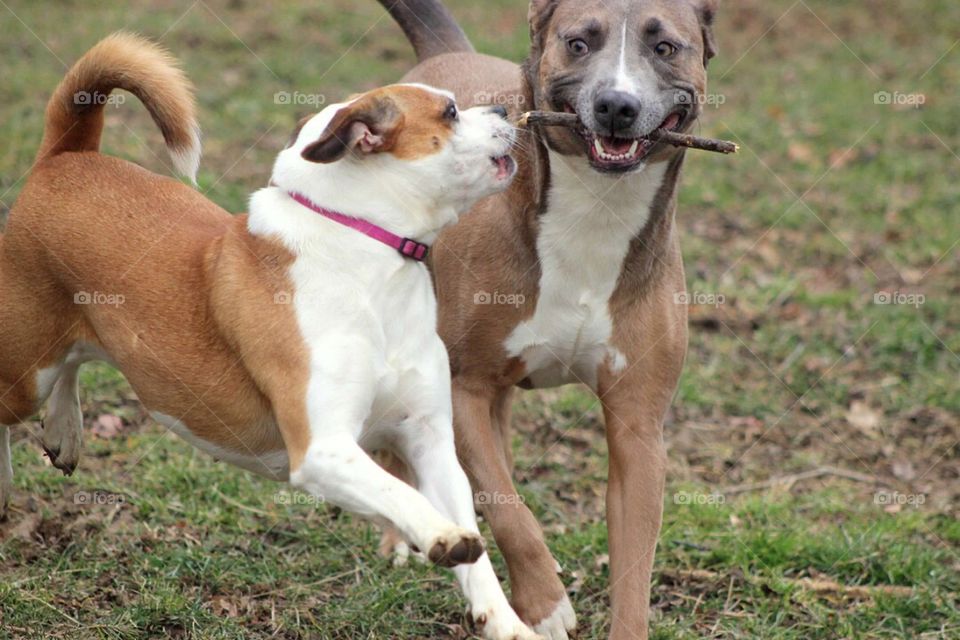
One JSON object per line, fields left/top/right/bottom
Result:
{"left": 517, "top": 110, "right": 739, "bottom": 155}
{"left": 658, "top": 568, "right": 918, "bottom": 599}
{"left": 721, "top": 465, "right": 885, "bottom": 495}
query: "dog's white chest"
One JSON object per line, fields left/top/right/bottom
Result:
{"left": 504, "top": 154, "right": 666, "bottom": 390}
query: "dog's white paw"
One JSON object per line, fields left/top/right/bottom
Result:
{"left": 426, "top": 527, "right": 485, "bottom": 567}
{"left": 532, "top": 595, "right": 577, "bottom": 640}
{"left": 473, "top": 605, "right": 544, "bottom": 640}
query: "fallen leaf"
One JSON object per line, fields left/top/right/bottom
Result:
{"left": 846, "top": 401, "right": 880, "bottom": 436}
{"left": 788, "top": 142, "right": 816, "bottom": 165}
{"left": 892, "top": 460, "right": 916, "bottom": 481}
{"left": 91, "top": 414, "right": 124, "bottom": 439}
{"left": 827, "top": 147, "right": 856, "bottom": 169}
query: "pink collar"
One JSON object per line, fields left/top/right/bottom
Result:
{"left": 287, "top": 191, "right": 429, "bottom": 262}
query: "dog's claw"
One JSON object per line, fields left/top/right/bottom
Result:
{"left": 42, "top": 444, "right": 77, "bottom": 476}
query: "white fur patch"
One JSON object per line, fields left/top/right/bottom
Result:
{"left": 533, "top": 594, "right": 577, "bottom": 640}
{"left": 504, "top": 153, "right": 667, "bottom": 390}
{"left": 613, "top": 22, "right": 638, "bottom": 93}
{"left": 169, "top": 124, "right": 202, "bottom": 184}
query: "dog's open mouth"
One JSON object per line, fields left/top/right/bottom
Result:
{"left": 491, "top": 154, "right": 516, "bottom": 181}
{"left": 579, "top": 110, "right": 686, "bottom": 172}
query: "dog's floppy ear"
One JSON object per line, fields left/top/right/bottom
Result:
{"left": 697, "top": 0, "right": 720, "bottom": 66}
{"left": 301, "top": 94, "right": 403, "bottom": 164}
{"left": 527, "top": 0, "right": 559, "bottom": 51}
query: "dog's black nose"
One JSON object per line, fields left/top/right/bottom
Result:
{"left": 490, "top": 105, "right": 508, "bottom": 119}
{"left": 594, "top": 90, "right": 641, "bottom": 133}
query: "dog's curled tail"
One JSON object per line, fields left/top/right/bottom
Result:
{"left": 37, "top": 32, "right": 201, "bottom": 182}
{"left": 377, "top": 0, "right": 474, "bottom": 62}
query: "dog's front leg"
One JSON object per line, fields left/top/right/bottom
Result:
{"left": 600, "top": 403, "right": 666, "bottom": 640}
{"left": 451, "top": 384, "right": 575, "bottom": 640}
{"left": 597, "top": 318, "right": 685, "bottom": 640}
{"left": 291, "top": 430, "right": 485, "bottom": 567}
{"left": 398, "top": 410, "right": 541, "bottom": 640}
{"left": 275, "top": 353, "right": 485, "bottom": 567}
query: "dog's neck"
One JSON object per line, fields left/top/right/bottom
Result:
{"left": 267, "top": 160, "right": 459, "bottom": 245}
{"left": 512, "top": 76, "right": 684, "bottom": 278}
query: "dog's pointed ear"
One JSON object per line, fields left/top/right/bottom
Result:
{"left": 301, "top": 95, "right": 403, "bottom": 164}
{"left": 697, "top": 0, "right": 720, "bottom": 66}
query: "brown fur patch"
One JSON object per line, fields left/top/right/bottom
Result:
{"left": 302, "top": 85, "right": 456, "bottom": 163}
{"left": 2, "top": 153, "right": 313, "bottom": 474}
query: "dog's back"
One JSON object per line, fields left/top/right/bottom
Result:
{"left": 0, "top": 33, "right": 236, "bottom": 427}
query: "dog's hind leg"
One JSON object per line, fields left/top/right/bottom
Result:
{"left": 40, "top": 359, "right": 84, "bottom": 476}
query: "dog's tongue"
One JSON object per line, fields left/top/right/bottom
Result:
{"left": 601, "top": 136, "right": 634, "bottom": 155}
{"left": 494, "top": 155, "right": 513, "bottom": 179}
{"left": 660, "top": 112, "right": 681, "bottom": 131}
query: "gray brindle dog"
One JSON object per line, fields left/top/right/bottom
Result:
{"left": 374, "top": 1, "right": 720, "bottom": 638}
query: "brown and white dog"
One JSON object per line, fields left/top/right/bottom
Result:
{"left": 376, "top": 1, "right": 720, "bottom": 638}
{"left": 0, "top": 33, "right": 543, "bottom": 639}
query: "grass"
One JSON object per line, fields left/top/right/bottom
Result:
{"left": 1, "top": 0, "right": 959, "bottom": 638}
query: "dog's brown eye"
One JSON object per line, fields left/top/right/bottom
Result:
{"left": 567, "top": 38, "right": 589, "bottom": 56}
{"left": 443, "top": 104, "right": 458, "bottom": 121}
{"left": 654, "top": 41, "right": 677, "bottom": 58}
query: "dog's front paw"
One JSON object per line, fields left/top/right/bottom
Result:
{"left": 473, "top": 606, "right": 544, "bottom": 640}
{"left": 427, "top": 528, "right": 485, "bottom": 567}
{"left": 532, "top": 595, "right": 577, "bottom": 640}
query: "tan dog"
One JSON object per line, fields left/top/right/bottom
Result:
{"left": 0, "top": 33, "right": 546, "bottom": 639}
{"left": 376, "top": 0, "right": 721, "bottom": 638}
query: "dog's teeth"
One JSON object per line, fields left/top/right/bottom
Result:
{"left": 594, "top": 138, "right": 604, "bottom": 156}
{"left": 629, "top": 140, "right": 639, "bottom": 156}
